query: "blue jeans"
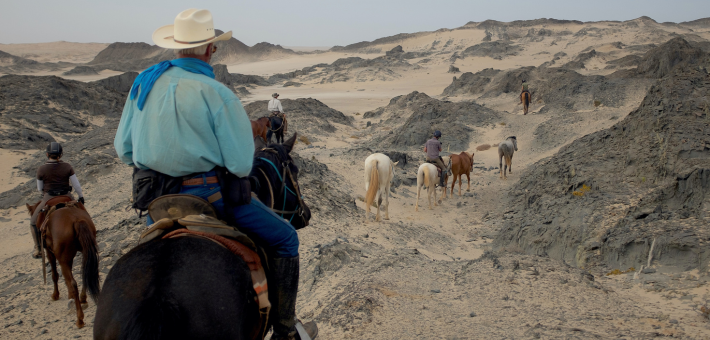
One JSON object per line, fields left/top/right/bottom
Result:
{"left": 146, "top": 171, "right": 299, "bottom": 257}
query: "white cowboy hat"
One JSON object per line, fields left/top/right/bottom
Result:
{"left": 152, "top": 9, "right": 232, "bottom": 49}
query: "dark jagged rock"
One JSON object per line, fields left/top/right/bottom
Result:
{"left": 386, "top": 45, "right": 404, "bottom": 57}
{"left": 0, "top": 75, "right": 127, "bottom": 149}
{"left": 448, "top": 65, "right": 460, "bottom": 73}
{"left": 605, "top": 55, "right": 642, "bottom": 69}
{"left": 635, "top": 37, "right": 705, "bottom": 78}
{"left": 62, "top": 66, "right": 99, "bottom": 76}
{"left": 0, "top": 50, "right": 39, "bottom": 66}
{"left": 495, "top": 62, "right": 710, "bottom": 271}
{"left": 443, "top": 66, "right": 631, "bottom": 111}
{"left": 283, "top": 81, "right": 303, "bottom": 87}
{"left": 562, "top": 49, "right": 597, "bottom": 70}
{"left": 365, "top": 91, "right": 499, "bottom": 151}
{"left": 244, "top": 98, "right": 352, "bottom": 136}
{"left": 90, "top": 72, "right": 138, "bottom": 94}
{"left": 442, "top": 68, "right": 500, "bottom": 96}
{"left": 461, "top": 41, "right": 522, "bottom": 59}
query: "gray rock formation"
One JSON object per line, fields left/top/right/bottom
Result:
{"left": 364, "top": 91, "right": 499, "bottom": 151}
{"left": 244, "top": 98, "right": 352, "bottom": 136}
{"left": 448, "top": 65, "right": 460, "bottom": 73}
{"left": 461, "top": 41, "right": 523, "bottom": 59}
{"left": 495, "top": 61, "right": 710, "bottom": 271}
{"left": 62, "top": 66, "right": 99, "bottom": 76}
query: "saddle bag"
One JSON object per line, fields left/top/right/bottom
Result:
{"left": 131, "top": 168, "right": 183, "bottom": 214}
{"left": 214, "top": 167, "right": 251, "bottom": 224}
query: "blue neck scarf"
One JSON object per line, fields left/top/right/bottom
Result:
{"left": 130, "top": 58, "right": 215, "bottom": 110}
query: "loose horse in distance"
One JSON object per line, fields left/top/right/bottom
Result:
{"left": 449, "top": 151, "right": 474, "bottom": 196}
{"left": 267, "top": 115, "right": 285, "bottom": 144}
{"left": 498, "top": 136, "right": 518, "bottom": 180}
{"left": 26, "top": 200, "right": 100, "bottom": 328}
{"left": 415, "top": 157, "right": 450, "bottom": 211}
{"left": 250, "top": 117, "right": 271, "bottom": 142}
{"left": 521, "top": 91, "right": 532, "bottom": 115}
{"left": 364, "top": 153, "right": 398, "bottom": 222}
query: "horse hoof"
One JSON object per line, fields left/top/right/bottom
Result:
{"left": 51, "top": 293, "right": 59, "bottom": 301}
{"left": 76, "top": 321, "right": 85, "bottom": 329}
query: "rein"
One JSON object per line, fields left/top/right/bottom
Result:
{"left": 255, "top": 149, "right": 306, "bottom": 222}
{"left": 268, "top": 115, "right": 285, "bottom": 132}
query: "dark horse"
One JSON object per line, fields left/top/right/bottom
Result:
{"left": 521, "top": 91, "right": 532, "bottom": 115}
{"left": 266, "top": 115, "right": 285, "bottom": 144}
{"left": 26, "top": 199, "right": 100, "bottom": 328}
{"left": 94, "top": 135, "right": 309, "bottom": 339}
{"left": 251, "top": 133, "right": 311, "bottom": 230}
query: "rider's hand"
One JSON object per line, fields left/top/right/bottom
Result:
{"left": 78, "top": 197, "right": 85, "bottom": 205}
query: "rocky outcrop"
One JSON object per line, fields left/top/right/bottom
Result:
{"left": 90, "top": 72, "right": 138, "bottom": 94}
{"left": 448, "top": 65, "right": 460, "bottom": 73}
{"left": 62, "top": 66, "right": 99, "bottom": 76}
{"left": 365, "top": 91, "right": 500, "bottom": 151}
{"left": 460, "top": 41, "right": 522, "bottom": 59}
{"left": 495, "top": 61, "right": 710, "bottom": 271}
{"left": 244, "top": 98, "right": 352, "bottom": 136}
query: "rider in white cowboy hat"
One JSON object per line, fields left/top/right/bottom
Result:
{"left": 114, "top": 8, "right": 317, "bottom": 340}
{"left": 268, "top": 92, "right": 288, "bottom": 136}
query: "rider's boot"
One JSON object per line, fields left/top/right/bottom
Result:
{"left": 439, "top": 172, "right": 445, "bottom": 188}
{"left": 270, "top": 256, "right": 318, "bottom": 340}
{"left": 29, "top": 224, "right": 41, "bottom": 258}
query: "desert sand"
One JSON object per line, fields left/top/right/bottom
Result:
{"left": 1, "top": 16, "right": 710, "bottom": 339}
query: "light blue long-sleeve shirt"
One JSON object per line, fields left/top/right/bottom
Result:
{"left": 114, "top": 66, "right": 254, "bottom": 177}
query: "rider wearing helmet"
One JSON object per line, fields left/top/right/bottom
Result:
{"left": 424, "top": 130, "right": 447, "bottom": 187}
{"left": 30, "top": 142, "right": 85, "bottom": 258}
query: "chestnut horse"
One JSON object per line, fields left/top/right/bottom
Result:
{"left": 449, "top": 151, "right": 474, "bottom": 196}
{"left": 251, "top": 117, "right": 271, "bottom": 142}
{"left": 521, "top": 91, "right": 532, "bottom": 115}
{"left": 26, "top": 200, "right": 100, "bottom": 328}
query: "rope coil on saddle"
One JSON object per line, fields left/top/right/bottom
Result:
{"left": 256, "top": 151, "right": 306, "bottom": 222}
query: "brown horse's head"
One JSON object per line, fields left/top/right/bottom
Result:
{"left": 26, "top": 201, "right": 41, "bottom": 216}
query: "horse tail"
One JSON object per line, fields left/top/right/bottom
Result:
{"left": 123, "top": 294, "right": 182, "bottom": 339}
{"left": 75, "top": 220, "right": 100, "bottom": 303}
{"left": 365, "top": 160, "right": 379, "bottom": 208}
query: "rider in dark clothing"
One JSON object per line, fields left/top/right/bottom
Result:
{"left": 424, "top": 131, "right": 448, "bottom": 187}
{"left": 30, "top": 142, "right": 85, "bottom": 258}
{"left": 520, "top": 79, "right": 530, "bottom": 103}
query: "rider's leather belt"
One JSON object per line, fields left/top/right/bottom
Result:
{"left": 182, "top": 176, "right": 218, "bottom": 186}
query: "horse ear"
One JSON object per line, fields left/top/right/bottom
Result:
{"left": 393, "top": 161, "right": 399, "bottom": 166}
{"left": 284, "top": 133, "right": 297, "bottom": 153}
{"left": 254, "top": 136, "right": 267, "bottom": 151}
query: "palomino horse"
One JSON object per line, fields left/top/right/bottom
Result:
{"left": 250, "top": 117, "right": 271, "bottom": 142}
{"left": 364, "top": 153, "right": 398, "bottom": 222}
{"left": 267, "top": 115, "right": 286, "bottom": 144}
{"left": 415, "top": 156, "right": 450, "bottom": 211}
{"left": 449, "top": 151, "right": 474, "bottom": 196}
{"left": 498, "top": 136, "right": 518, "bottom": 180}
{"left": 26, "top": 199, "right": 100, "bottom": 328}
{"left": 521, "top": 91, "right": 532, "bottom": 115}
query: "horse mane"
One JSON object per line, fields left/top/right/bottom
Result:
{"left": 508, "top": 136, "right": 517, "bottom": 140}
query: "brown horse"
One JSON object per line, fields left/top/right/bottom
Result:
{"left": 26, "top": 199, "right": 100, "bottom": 328}
{"left": 250, "top": 117, "right": 271, "bottom": 141}
{"left": 521, "top": 91, "right": 532, "bottom": 115}
{"left": 449, "top": 151, "right": 474, "bottom": 196}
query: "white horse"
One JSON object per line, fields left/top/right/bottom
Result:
{"left": 415, "top": 156, "right": 450, "bottom": 211}
{"left": 498, "top": 136, "right": 518, "bottom": 179}
{"left": 364, "top": 153, "right": 398, "bottom": 222}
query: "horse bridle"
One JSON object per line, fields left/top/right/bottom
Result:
{"left": 256, "top": 148, "right": 307, "bottom": 222}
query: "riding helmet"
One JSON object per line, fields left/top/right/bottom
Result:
{"left": 434, "top": 130, "right": 442, "bottom": 138}
{"left": 46, "top": 142, "right": 63, "bottom": 156}
{"left": 522, "top": 79, "right": 526, "bottom": 83}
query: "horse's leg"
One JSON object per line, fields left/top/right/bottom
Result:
{"left": 383, "top": 186, "right": 390, "bottom": 220}
{"left": 458, "top": 174, "right": 462, "bottom": 196}
{"left": 267, "top": 130, "right": 273, "bottom": 144}
{"left": 59, "top": 255, "right": 85, "bottom": 328}
{"left": 508, "top": 155, "right": 513, "bottom": 174}
{"left": 466, "top": 172, "right": 471, "bottom": 192}
{"left": 374, "top": 192, "right": 381, "bottom": 222}
{"left": 47, "top": 251, "right": 60, "bottom": 301}
{"left": 415, "top": 184, "right": 421, "bottom": 212}
{"left": 503, "top": 156, "right": 509, "bottom": 180}
{"left": 499, "top": 155, "right": 504, "bottom": 179}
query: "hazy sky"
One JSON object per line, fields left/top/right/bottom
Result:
{"left": 1, "top": 0, "right": 708, "bottom": 47}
